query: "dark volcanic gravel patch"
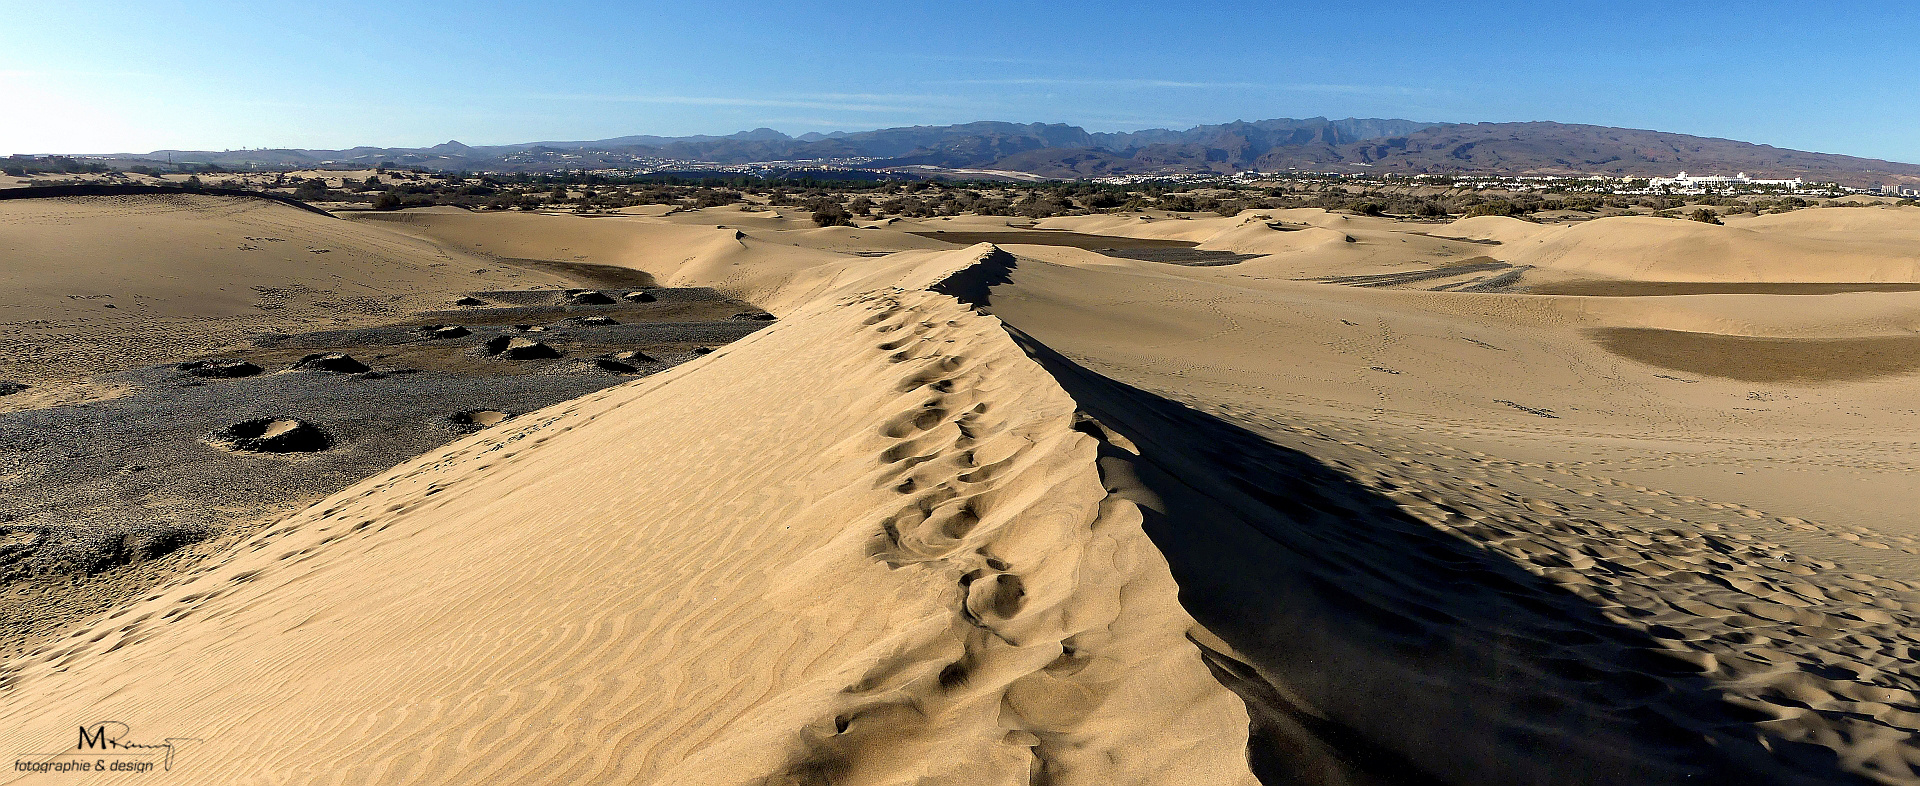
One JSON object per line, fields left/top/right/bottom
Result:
{"left": 0, "top": 361, "right": 631, "bottom": 580}
{"left": 0, "top": 285, "right": 773, "bottom": 649}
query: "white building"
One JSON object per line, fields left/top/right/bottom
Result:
{"left": 1649, "top": 171, "right": 1805, "bottom": 189}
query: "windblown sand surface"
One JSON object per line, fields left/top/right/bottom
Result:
{"left": 0, "top": 194, "right": 573, "bottom": 385}
{"left": 9, "top": 201, "right": 1920, "bottom": 784}
{"left": 0, "top": 247, "right": 1252, "bottom": 785}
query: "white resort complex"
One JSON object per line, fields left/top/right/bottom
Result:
{"left": 1649, "top": 171, "right": 1806, "bottom": 189}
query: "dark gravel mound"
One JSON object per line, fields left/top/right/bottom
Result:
{"left": 210, "top": 418, "right": 334, "bottom": 453}
{"left": 623, "top": 290, "right": 657, "bottom": 303}
{"left": 482, "top": 336, "right": 562, "bottom": 360}
{"left": 731, "top": 311, "right": 776, "bottom": 321}
{"left": 0, "top": 383, "right": 30, "bottom": 396}
{"left": 179, "top": 359, "right": 264, "bottom": 378}
{"left": 454, "top": 296, "right": 487, "bottom": 306}
{"left": 565, "top": 290, "right": 616, "bottom": 305}
{"left": 419, "top": 325, "right": 471, "bottom": 339}
{"left": 291, "top": 353, "right": 371, "bottom": 373}
{"left": 588, "top": 357, "right": 639, "bottom": 373}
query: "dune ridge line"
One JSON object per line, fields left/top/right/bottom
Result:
{"left": 0, "top": 245, "right": 1256, "bottom": 785}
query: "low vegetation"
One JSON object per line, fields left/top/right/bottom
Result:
{"left": 0, "top": 154, "right": 1874, "bottom": 223}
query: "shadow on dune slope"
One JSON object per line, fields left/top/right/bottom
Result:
{"left": 998, "top": 324, "right": 1868, "bottom": 786}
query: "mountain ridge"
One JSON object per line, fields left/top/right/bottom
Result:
{"left": 96, "top": 117, "right": 1920, "bottom": 187}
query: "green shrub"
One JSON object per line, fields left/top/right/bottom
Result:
{"left": 293, "top": 178, "right": 327, "bottom": 200}
{"left": 811, "top": 205, "right": 851, "bottom": 226}
{"left": 1463, "top": 201, "right": 1521, "bottom": 218}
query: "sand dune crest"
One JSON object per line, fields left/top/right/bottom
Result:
{"left": 0, "top": 247, "right": 1253, "bottom": 785}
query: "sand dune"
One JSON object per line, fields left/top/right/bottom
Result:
{"left": 350, "top": 211, "right": 871, "bottom": 311}
{"left": 1039, "top": 206, "right": 1920, "bottom": 289}
{"left": 0, "top": 195, "right": 559, "bottom": 324}
{"left": 1442, "top": 209, "right": 1920, "bottom": 284}
{"left": 984, "top": 250, "right": 1920, "bottom": 784}
{"left": 0, "top": 194, "right": 574, "bottom": 382}
{"left": 0, "top": 246, "right": 1254, "bottom": 785}
{"left": 1490, "top": 215, "right": 1920, "bottom": 283}
{"left": 14, "top": 202, "right": 1920, "bottom": 784}
{"left": 1035, "top": 211, "right": 1523, "bottom": 281}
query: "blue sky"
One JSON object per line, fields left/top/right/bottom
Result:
{"left": 3, "top": 0, "right": 1918, "bottom": 161}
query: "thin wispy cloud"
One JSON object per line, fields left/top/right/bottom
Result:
{"left": 522, "top": 93, "right": 963, "bottom": 114}
{"left": 799, "top": 92, "right": 939, "bottom": 101}
{"left": 1282, "top": 83, "right": 1449, "bottom": 96}
{"left": 930, "top": 77, "right": 1446, "bottom": 97}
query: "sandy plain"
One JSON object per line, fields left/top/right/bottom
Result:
{"left": 3, "top": 194, "right": 1920, "bottom": 784}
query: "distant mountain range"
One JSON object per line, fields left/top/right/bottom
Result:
{"left": 109, "top": 118, "right": 1920, "bottom": 187}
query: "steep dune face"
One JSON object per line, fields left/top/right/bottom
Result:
{"left": 1014, "top": 327, "right": 1920, "bottom": 786}
{"left": 983, "top": 250, "right": 1920, "bottom": 785}
{"left": 0, "top": 248, "right": 1253, "bottom": 786}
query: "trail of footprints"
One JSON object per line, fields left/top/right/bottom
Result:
{"left": 1203, "top": 401, "right": 1920, "bottom": 783}
{"left": 847, "top": 291, "right": 1034, "bottom": 641}
{"left": 770, "top": 289, "right": 1180, "bottom": 783}
{"left": 7, "top": 280, "right": 1218, "bottom": 784}
{"left": 22, "top": 269, "right": 1920, "bottom": 781}
{"left": 859, "top": 293, "right": 1027, "bottom": 626}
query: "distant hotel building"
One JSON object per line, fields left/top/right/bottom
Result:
{"left": 1649, "top": 171, "right": 1805, "bottom": 189}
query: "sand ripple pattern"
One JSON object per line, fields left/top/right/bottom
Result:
{"left": 1021, "top": 351, "right": 1920, "bottom": 786}
{"left": 0, "top": 249, "right": 1253, "bottom": 785}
